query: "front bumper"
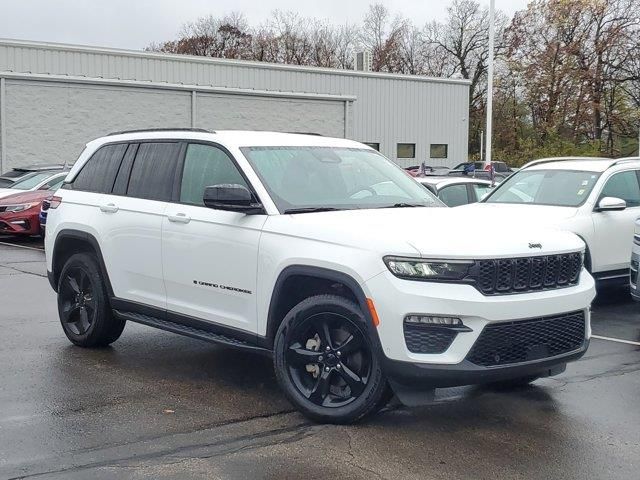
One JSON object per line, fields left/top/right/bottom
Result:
{"left": 366, "top": 269, "right": 595, "bottom": 364}
{"left": 382, "top": 340, "right": 588, "bottom": 390}
{"left": 0, "top": 210, "right": 40, "bottom": 235}
{"left": 0, "top": 217, "right": 36, "bottom": 235}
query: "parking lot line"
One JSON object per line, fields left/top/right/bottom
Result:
{"left": 592, "top": 335, "right": 640, "bottom": 347}
{"left": 0, "top": 241, "right": 44, "bottom": 252}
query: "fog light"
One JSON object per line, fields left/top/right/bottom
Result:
{"left": 404, "top": 315, "right": 462, "bottom": 326}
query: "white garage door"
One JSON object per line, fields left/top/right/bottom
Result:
{"left": 196, "top": 93, "right": 345, "bottom": 138}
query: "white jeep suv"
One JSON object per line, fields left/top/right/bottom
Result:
{"left": 45, "top": 130, "right": 595, "bottom": 423}
{"left": 465, "top": 157, "right": 640, "bottom": 285}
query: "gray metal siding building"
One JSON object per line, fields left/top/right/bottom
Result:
{"left": 0, "top": 39, "right": 469, "bottom": 172}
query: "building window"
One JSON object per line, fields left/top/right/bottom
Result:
{"left": 397, "top": 143, "right": 416, "bottom": 159}
{"left": 363, "top": 142, "right": 380, "bottom": 151}
{"left": 430, "top": 144, "right": 448, "bottom": 159}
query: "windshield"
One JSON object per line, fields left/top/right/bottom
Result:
{"left": 485, "top": 169, "right": 601, "bottom": 207}
{"left": 10, "top": 172, "right": 55, "bottom": 190}
{"left": 241, "top": 147, "right": 444, "bottom": 212}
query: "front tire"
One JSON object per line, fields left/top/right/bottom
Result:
{"left": 57, "top": 253, "right": 125, "bottom": 347}
{"left": 273, "top": 295, "right": 389, "bottom": 424}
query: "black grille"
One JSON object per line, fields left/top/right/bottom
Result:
{"left": 467, "top": 311, "right": 586, "bottom": 367}
{"left": 404, "top": 324, "right": 457, "bottom": 354}
{"left": 631, "top": 260, "right": 638, "bottom": 285}
{"left": 469, "top": 253, "right": 582, "bottom": 295}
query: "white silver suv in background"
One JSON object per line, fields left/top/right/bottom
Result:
{"left": 465, "top": 157, "right": 640, "bottom": 285}
{"left": 45, "top": 130, "right": 595, "bottom": 423}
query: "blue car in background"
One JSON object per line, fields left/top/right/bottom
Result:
{"left": 39, "top": 198, "right": 51, "bottom": 235}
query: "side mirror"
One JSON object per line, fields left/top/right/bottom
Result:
{"left": 596, "top": 196, "right": 627, "bottom": 212}
{"left": 203, "top": 184, "right": 264, "bottom": 214}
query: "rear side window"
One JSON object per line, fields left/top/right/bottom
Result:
{"left": 73, "top": 144, "right": 128, "bottom": 193}
{"left": 127, "top": 142, "right": 181, "bottom": 201}
{"left": 179, "top": 144, "right": 248, "bottom": 206}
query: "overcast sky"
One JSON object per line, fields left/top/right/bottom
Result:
{"left": 1, "top": 0, "right": 530, "bottom": 51}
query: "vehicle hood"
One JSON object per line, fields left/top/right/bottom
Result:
{"left": 0, "top": 190, "right": 51, "bottom": 205}
{"left": 264, "top": 207, "right": 585, "bottom": 259}
{"left": 460, "top": 202, "right": 580, "bottom": 224}
{"left": 0, "top": 188, "right": 29, "bottom": 200}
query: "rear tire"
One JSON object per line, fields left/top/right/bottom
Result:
{"left": 57, "top": 253, "right": 125, "bottom": 347}
{"left": 273, "top": 294, "right": 389, "bottom": 424}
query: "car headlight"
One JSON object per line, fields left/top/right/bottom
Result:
{"left": 384, "top": 256, "right": 473, "bottom": 280}
{"left": 2, "top": 203, "right": 37, "bottom": 213}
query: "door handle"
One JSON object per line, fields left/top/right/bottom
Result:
{"left": 99, "top": 203, "right": 119, "bottom": 213}
{"left": 168, "top": 213, "right": 191, "bottom": 224}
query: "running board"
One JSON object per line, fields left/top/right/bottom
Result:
{"left": 114, "top": 310, "right": 270, "bottom": 355}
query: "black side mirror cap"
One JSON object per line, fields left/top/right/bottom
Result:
{"left": 203, "top": 184, "right": 264, "bottom": 214}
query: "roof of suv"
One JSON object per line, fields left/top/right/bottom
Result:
{"left": 416, "top": 176, "right": 492, "bottom": 188}
{"left": 523, "top": 157, "right": 640, "bottom": 173}
{"left": 93, "top": 130, "right": 367, "bottom": 149}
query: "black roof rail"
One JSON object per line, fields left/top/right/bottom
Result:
{"left": 106, "top": 128, "right": 214, "bottom": 136}
{"left": 285, "top": 131, "right": 323, "bottom": 136}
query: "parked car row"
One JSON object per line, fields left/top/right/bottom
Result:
{"left": 415, "top": 176, "right": 494, "bottom": 207}
{"left": 0, "top": 167, "right": 67, "bottom": 236}
{"left": 406, "top": 161, "right": 514, "bottom": 183}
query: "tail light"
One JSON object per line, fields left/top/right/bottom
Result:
{"left": 48, "top": 196, "right": 63, "bottom": 209}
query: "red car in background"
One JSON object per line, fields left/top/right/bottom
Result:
{"left": 0, "top": 190, "right": 55, "bottom": 236}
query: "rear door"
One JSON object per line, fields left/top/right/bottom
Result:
{"left": 98, "top": 141, "right": 183, "bottom": 309}
{"left": 162, "top": 142, "right": 267, "bottom": 334}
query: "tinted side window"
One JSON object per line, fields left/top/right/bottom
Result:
{"left": 600, "top": 171, "right": 640, "bottom": 207}
{"left": 439, "top": 184, "right": 469, "bottom": 207}
{"left": 127, "top": 143, "right": 181, "bottom": 201}
{"left": 112, "top": 143, "right": 138, "bottom": 196}
{"left": 179, "top": 144, "right": 248, "bottom": 206}
{"left": 73, "top": 144, "right": 128, "bottom": 193}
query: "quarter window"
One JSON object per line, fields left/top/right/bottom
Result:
{"left": 600, "top": 171, "right": 640, "bottom": 207}
{"left": 127, "top": 142, "right": 181, "bottom": 201}
{"left": 397, "top": 143, "right": 416, "bottom": 159}
{"left": 363, "top": 142, "right": 380, "bottom": 151}
{"left": 179, "top": 144, "right": 248, "bottom": 206}
{"left": 73, "top": 144, "right": 128, "bottom": 193}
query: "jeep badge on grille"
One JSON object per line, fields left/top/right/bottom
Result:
{"left": 529, "top": 243, "right": 542, "bottom": 249}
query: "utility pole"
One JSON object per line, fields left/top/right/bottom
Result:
{"left": 485, "top": 0, "right": 495, "bottom": 168}
{"left": 480, "top": 130, "right": 484, "bottom": 161}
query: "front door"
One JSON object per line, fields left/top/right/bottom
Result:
{"left": 591, "top": 170, "right": 640, "bottom": 274}
{"left": 162, "top": 143, "right": 267, "bottom": 334}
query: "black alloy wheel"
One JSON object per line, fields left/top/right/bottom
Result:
{"left": 59, "top": 266, "right": 97, "bottom": 335}
{"left": 274, "top": 295, "right": 390, "bottom": 424}
{"left": 57, "top": 253, "right": 126, "bottom": 347}
{"left": 286, "top": 311, "right": 372, "bottom": 408}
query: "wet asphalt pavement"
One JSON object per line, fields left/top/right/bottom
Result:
{"left": 0, "top": 239, "right": 638, "bottom": 479}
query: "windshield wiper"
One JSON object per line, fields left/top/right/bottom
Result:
{"left": 283, "top": 207, "right": 344, "bottom": 214}
{"left": 378, "top": 203, "right": 425, "bottom": 209}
